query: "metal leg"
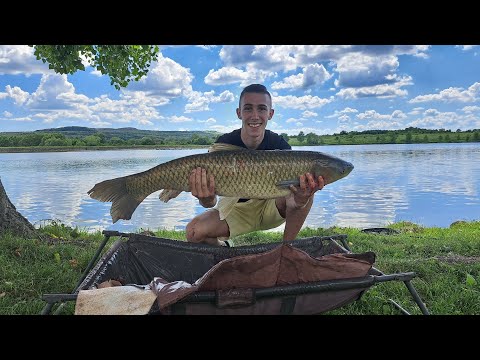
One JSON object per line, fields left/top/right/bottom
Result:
{"left": 404, "top": 280, "right": 430, "bottom": 315}
{"left": 41, "top": 232, "right": 114, "bottom": 315}
{"left": 388, "top": 299, "right": 411, "bottom": 315}
{"left": 40, "top": 302, "right": 54, "bottom": 315}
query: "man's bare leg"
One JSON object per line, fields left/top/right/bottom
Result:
{"left": 275, "top": 196, "right": 313, "bottom": 241}
{"left": 186, "top": 209, "right": 230, "bottom": 246}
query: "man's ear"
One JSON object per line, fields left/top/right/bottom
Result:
{"left": 269, "top": 109, "right": 275, "bottom": 119}
{"left": 236, "top": 108, "right": 241, "bottom": 119}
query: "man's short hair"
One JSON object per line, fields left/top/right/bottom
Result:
{"left": 239, "top": 84, "right": 272, "bottom": 108}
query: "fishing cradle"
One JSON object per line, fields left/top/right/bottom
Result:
{"left": 41, "top": 230, "right": 429, "bottom": 315}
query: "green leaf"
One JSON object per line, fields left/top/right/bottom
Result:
{"left": 54, "top": 252, "right": 61, "bottom": 263}
{"left": 466, "top": 273, "right": 477, "bottom": 287}
{"left": 31, "top": 45, "right": 160, "bottom": 90}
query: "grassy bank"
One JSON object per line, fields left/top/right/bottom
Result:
{"left": 1, "top": 221, "right": 479, "bottom": 315}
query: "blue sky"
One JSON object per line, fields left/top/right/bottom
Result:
{"left": 1, "top": 45, "right": 479, "bottom": 135}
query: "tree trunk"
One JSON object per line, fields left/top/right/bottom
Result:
{"left": 0, "top": 178, "right": 39, "bottom": 238}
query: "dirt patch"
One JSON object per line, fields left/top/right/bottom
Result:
{"left": 436, "top": 255, "right": 480, "bottom": 264}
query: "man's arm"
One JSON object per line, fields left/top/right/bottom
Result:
{"left": 189, "top": 167, "right": 217, "bottom": 208}
{"left": 283, "top": 174, "right": 325, "bottom": 241}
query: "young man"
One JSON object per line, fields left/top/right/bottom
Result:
{"left": 186, "top": 84, "right": 325, "bottom": 246}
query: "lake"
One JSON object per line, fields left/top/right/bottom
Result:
{"left": 1, "top": 143, "right": 479, "bottom": 233}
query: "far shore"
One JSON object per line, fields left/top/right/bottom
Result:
{"left": 0, "top": 141, "right": 473, "bottom": 154}
{"left": 0, "top": 145, "right": 211, "bottom": 153}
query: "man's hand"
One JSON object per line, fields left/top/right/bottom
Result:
{"left": 289, "top": 173, "right": 325, "bottom": 209}
{"left": 189, "top": 167, "right": 216, "bottom": 208}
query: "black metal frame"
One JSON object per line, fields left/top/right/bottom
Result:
{"left": 41, "top": 230, "right": 430, "bottom": 315}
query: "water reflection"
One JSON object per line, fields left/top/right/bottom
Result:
{"left": 1, "top": 143, "right": 479, "bottom": 232}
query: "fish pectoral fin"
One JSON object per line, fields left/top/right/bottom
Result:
{"left": 276, "top": 179, "right": 300, "bottom": 189}
{"left": 159, "top": 189, "right": 182, "bottom": 203}
{"left": 216, "top": 196, "right": 240, "bottom": 220}
{"left": 208, "top": 143, "right": 247, "bottom": 153}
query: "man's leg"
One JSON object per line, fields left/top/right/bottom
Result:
{"left": 275, "top": 196, "right": 313, "bottom": 241}
{"left": 186, "top": 209, "right": 230, "bottom": 246}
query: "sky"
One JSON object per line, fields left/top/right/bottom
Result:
{"left": 0, "top": 45, "right": 479, "bottom": 136}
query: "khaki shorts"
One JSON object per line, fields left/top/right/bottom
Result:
{"left": 216, "top": 198, "right": 286, "bottom": 239}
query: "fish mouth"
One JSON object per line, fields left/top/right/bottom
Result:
{"left": 343, "top": 162, "right": 354, "bottom": 176}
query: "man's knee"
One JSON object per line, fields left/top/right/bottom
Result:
{"left": 186, "top": 210, "right": 229, "bottom": 243}
{"left": 186, "top": 218, "right": 201, "bottom": 243}
{"left": 185, "top": 214, "right": 217, "bottom": 243}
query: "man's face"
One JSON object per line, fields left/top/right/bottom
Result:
{"left": 236, "top": 92, "right": 274, "bottom": 138}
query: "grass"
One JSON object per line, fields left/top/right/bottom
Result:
{"left": 0, "top": 220, "right": 479, "bottom": 315}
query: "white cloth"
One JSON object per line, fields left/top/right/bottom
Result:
{"left": 75, "top": 285, "right": 157, "bottom": 315}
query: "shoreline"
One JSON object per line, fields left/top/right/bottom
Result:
{"left": 0, "top": 145, "right": 211, "bottom": 153}
{"left": 0, "top": 141, "right": 476, "bottom": 154}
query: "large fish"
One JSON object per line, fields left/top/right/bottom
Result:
{"left": 87, "top": 143, "right": 354, "bottom": 223}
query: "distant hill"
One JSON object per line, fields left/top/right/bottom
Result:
{"left": 2, "top": 126, "right": 223, "bottom": 142}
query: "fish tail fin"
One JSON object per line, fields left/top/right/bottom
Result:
{"left": 159, "top": 189, "right": 182, "bottom": 202}
{"left": 87, "top": 177, "right": 146, "bottom": 223}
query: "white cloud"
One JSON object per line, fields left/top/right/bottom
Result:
{"left": 302, "top": 110, "right": 318, "bottom": 118}
{"left": 169, "top": 115, "right": 193, "bottom": 123}
{"left": 462, "top": 105, "right": 480, "bottom": 113}
{"left": 5, "top": 85, "right": 30, "bottom": 105}
{"left": 0, "top": 45, "right": 52, "bottom": 75}
{"left": 204, "top": 67, "right": 250, "bottom": 85}
{"left": 126, "top": 53, "right": 193, "bottom": 98}
{"left": 271, "top": 63, "right": 332, "bottom": 90}
{"left": 455, "top": 45, "right": 478, "bottom": 51}
{"left": 25, "top": 74, "right": 76, "bottom": 110}
{"left": 274, "top": 94, "right": 333, "bottom": 110}
{"left": 336, "top": 76, "right": 412, "bottom": 99}
{"left": 409, "top": 82, "right": 480, "bottom": 103}
{"left": 184, "top": 89, "right": 234, "bottom": 113}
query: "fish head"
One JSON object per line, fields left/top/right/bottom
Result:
{"left": 313, "top": 154, "right": 354, "bottom": 185}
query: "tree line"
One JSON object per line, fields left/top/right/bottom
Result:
{"left": 282, "top": 127, "right": 480, "bottom": 146}
{"left": 1, "top": 127, "right": 480, "bottom": 149}
{"left": 0, "top": 131, "right": 218, "bottom": 148}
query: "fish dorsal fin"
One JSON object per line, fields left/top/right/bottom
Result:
{"left": 208, "top": 143, "right": 247, "bottom": 153}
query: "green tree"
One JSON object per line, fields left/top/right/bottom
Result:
{"left": 140, "top": 137, "right": 155, "bottom": 145}
{"left": 109, "top": 137, "right": 125, "bottom": 146}
{"left": 18, "top": 134, "right": 43, "bottom": 147}
{"left": 306, "top": 132, "right": 318, "bottom": 145}
{"left": 83, "top": 135, "right": 102, "bottom": 146}
{"left": 30, "top": 45, "right": 159, "bottom": 90}
{"left": 405, "top": 132, "right": 413, "bottom": 143}
{"left": 297, "top": 131, "right": 305, "bottom": 143}
{"left": 389, "top": 133, "right": 397, "bottom": 143}
{"left": 280, "top": 133, "right": 290, "bottom": 142}
{"left": 95, "top": 132, "right": 106, "bottom": 144}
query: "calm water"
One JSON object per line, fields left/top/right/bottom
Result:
{"left": 1, "top": 143, "right": 479, "bottom": 233}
